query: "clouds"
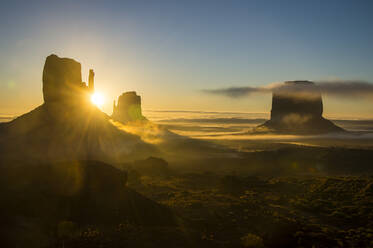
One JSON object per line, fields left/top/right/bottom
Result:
{"left": 316, "top": 80, "right": 373, "bottom": 99}
{"left": 202, "top": 86, "right": 271, "bottom": 98}
{"left": 203, "top": 80, "right": 373, "bottom": 100}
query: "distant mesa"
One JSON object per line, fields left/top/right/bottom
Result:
{"left": 256, "top": 81, "right": 344, "bottom": 134}
{"left": 112, "top": 91, "right": 147, "bottom": 123}
{"left": 43, "top": 54, "right": 94, "bottom": 105}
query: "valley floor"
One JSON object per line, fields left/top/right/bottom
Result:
{"left": 130, "top": 173, "right": 373, "bottom": 247}
{"left": 59, "top": 172, "right": 373, "bottom": 248}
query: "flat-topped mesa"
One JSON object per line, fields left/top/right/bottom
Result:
{"left": 112, "top": 91, "right": 146, "bottom": 123}
{"left": 270, "top": 81, "right": 323, "bottom": 121}
{"left": 258, "top": 81, "right": 344, "bottom": 134}
{"left": 42, "top": 54, "right": 94, "bottom": 104}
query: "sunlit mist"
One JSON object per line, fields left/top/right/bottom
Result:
{"left": 91, "top": 92, "right": 105, "bottom": 108}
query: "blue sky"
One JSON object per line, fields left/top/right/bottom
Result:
{"left": 1, "top": 0, "right": 373, "bottom": 117}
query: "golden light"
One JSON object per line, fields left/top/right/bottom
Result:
{"left": 91, "top": 92, "right": 105, "bottom": 108}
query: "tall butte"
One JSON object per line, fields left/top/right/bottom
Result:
{"left": 42, "top": 54, "right": 94, "bottom": 105}
{"left": 257, "top": 81, "right": 344, "bottom": 134}
{"left": 112, "top": 91, "right": 146, "bottom": 123}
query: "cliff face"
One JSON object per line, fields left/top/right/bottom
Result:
{"left": 42, "top": 54, "right": 91, "bottom": 104}
{"left": 112, "top": 91, "right": 146, "bottom": 123}
{"left": 258, "top": 81, "right": 344, "bottom": 134}
{"left": 270, "top": 81, "right": 323, "bottom": 121}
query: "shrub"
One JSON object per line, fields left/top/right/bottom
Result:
{"left": 241, "top": 233, "right": 264, "bottom": 248}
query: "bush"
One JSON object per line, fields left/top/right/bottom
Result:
{"left": 241, "top": 233, "right": 264, "bottom": 248}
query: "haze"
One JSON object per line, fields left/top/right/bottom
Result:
{"left": 1, "top": 0, "right": 373, "bottom": 119}
{"left": 2, "top": 1, "right": 373, "bottom": 247}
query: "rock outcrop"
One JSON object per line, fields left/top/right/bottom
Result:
{"left": 0, "top": 54, "right": 157, "bottom": 162}
{"left": 112, "top": 91, "right": 146, "bottom": 123}
{"left": 42, "top": 54, "right": 93, "bottom": 104}
{"left": 257, "top": 81, "right": 344, "bottom": 134}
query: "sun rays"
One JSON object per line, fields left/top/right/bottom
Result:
{"left": 91, "top": 92, "right": 105, "bottom": 108}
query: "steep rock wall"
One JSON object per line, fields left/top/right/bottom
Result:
{"left": 258, "top": 81, "right": 344, "bottom": 134}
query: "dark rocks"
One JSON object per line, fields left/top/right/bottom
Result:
{"left": 42, "top": 54, "right": 92, "bottom": 104}
{"left": 257, "top": 81, "right": 344, "bottom": 134}
{"left": 112, "top": 91, "right": 146, "bottom": 123}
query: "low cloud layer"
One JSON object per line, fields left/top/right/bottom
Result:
{"left": 203, "top": 80, "right": 373, "bottom": 99}
{"left": 317, "top": 80, "right": 373, "bottom": 98}
{"left": 203, "top": 86, "right": 271, "bottom": 98}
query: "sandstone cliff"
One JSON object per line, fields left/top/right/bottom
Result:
{"left": 257, "top": 81, "right": 344, "bottom": 134}
{"left": 43, "top": 54, "right": 92, "bottom": 104}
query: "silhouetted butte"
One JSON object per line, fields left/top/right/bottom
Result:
{"left": 257, "top": 81, "right": 344, "bottom": 134}
{"left": 112, "top": 91, "right": 147, "bottom": 123}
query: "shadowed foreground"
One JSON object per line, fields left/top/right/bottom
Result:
{"left": 2, "top": 158, "right": 372, "bottom": 247}
{"left": 0, "top": 160, "right": 176, "bottom": 247}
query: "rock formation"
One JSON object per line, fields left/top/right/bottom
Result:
{"left": 42, "top": 54, "right": 94, "bottom": 104}
{"left": 0, "top": 54, "right": 157, "bottom": 162}
{"left": 112, "top": 91, "right": 146, "bottom": 123}
{"left": 88, "top": 69, "right": 95, "bottom": 93}
{"left": 257, "top": 81, "right": 344, "bottom": 134}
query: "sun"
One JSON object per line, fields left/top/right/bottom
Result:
{"left": 91, "top": 92, "right": 105, "bottom": 108}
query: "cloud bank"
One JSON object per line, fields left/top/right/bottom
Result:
{"left": 203, "top": 80, "right": 373, "bottom": 99}
{"left": 203, "top": 86, "right": 271, "bottom": 98}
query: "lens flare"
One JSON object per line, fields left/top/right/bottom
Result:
{"left": 91, "top": 92, "right": 105, "bottom": 108}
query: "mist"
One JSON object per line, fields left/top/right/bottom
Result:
{"left": 203, "top": 80, "right": 373, "bottom": 100}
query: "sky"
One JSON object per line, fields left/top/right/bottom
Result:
{"left": 0, "top": 0, "right": 373, "bottom": 118}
